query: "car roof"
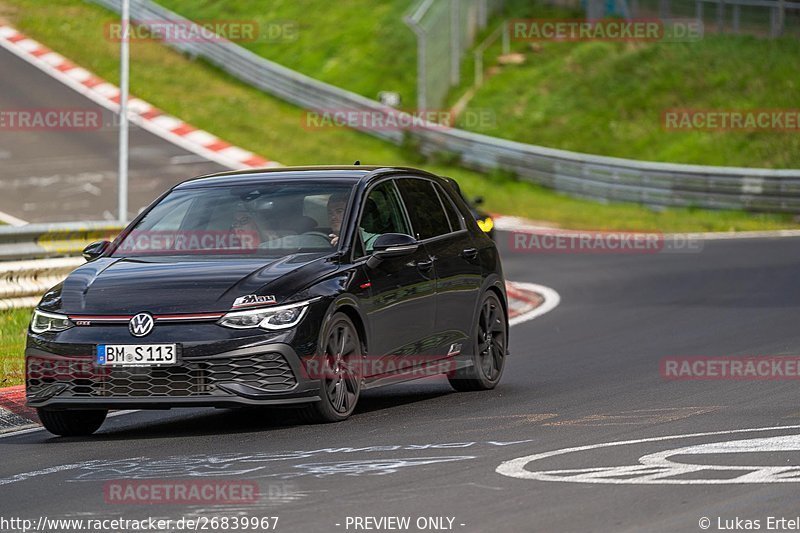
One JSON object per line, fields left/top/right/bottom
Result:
{"left": 175, "top": 165, "right": 440, "bottom": 189}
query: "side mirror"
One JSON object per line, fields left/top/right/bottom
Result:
{"left": 367, "top": 233, "right": 418, "bottom": 268}
{"left": 82, "top": 240, "right": 110, "bottom": 262}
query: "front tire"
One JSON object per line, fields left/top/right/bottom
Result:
{"left": 37, "top": 408, "right": 107, "bottom": 436}
{"left": 448, "top": 291, "right": 507, "bottom": 392}
{"left": 300, "top": 313, "right": 362, "bottom": 423}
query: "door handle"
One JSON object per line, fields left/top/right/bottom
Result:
{"left": 416, "top": 258, "right": 434, "bottom": 271}
{"left": 461, "top": 248, "right": 478, "bottom": 259}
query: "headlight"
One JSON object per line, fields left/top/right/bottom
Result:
{"left": 31, "top": 309, "right": 74, "bottom": 334}
{"left": 477, "top": 216, "right": 494, "bottom": 233}
{"left": 217, "top": 300, "right": 311, "bottom": 330}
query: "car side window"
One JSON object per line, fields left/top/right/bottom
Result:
{"left": 433, "top": 182, "right": 464, "bottom": 231}
{"left": 359, "top": 180, "right": 410, "bottom": 254}
{"left": 396, "top": 178, "right": 452, "bottom": 240}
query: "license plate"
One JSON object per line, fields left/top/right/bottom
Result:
{"left": 97, "top": 344, "right": 177, "bottom": 366}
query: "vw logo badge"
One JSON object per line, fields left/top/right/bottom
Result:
{"left": 129, "top": 313, "right": 154, "bottom": 337}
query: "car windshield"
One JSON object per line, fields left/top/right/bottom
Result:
{"left": 111, "top": 181, "right": 354, "bottom": 258}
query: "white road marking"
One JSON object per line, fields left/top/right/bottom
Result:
{"left": 0, "top": 440, "right": 530, "bottom": 485}
{"left": 282, "top": 456, "right": 475, "bottom": 478}
{"left": 0, "top": 462, "right": 89, "bottom": 487}
{"left": 497, "top": 424, "right": 800, "bottom": 484}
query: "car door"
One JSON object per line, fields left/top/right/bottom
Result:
{"left": 395, "top": 178, "right": 482, "bottom": 361}
{"left": 356, "top": 179, "right": 437, "bottom": 376}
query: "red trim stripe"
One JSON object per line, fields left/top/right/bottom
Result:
{"left": 154, "top": 313, "right": 224, "bottom": 320}
{"left": 69, "top": 315, "right": 133, "bottom": 321}
{"left": 68, "top": 313, "right": 224, "bottom": 323}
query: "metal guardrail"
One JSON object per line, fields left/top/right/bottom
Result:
{"left": 0, "top": 257, "right": 85, "bottom": 310}
{"left": 0, "top": 222, "right": 122, "bottom": 261}
{"left": 90, "top": 0, "right": 800, "bottom": 212}
{"left": 0, "top": 223, "right": 122, "bottom": 309}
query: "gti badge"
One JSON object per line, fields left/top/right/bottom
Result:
{"left": 129, "top": 312, "right": 155, "bottom": 337}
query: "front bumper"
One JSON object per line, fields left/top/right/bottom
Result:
{"left": 26, "top": 343, "right": 321, "bottom": 410}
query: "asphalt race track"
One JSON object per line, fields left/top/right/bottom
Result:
{"left": 3, "top": 28, "right": 800, "bottom": 533}
{"left": 1, "top": 235, "right": 799, "bottom": 532}
{"left": 0, "top": 47, "right": 225, "bottom": 223}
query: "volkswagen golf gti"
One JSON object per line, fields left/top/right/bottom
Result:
{"left": 26, "top": 166, "right": 509, "bottom": 436}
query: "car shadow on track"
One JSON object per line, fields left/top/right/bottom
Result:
{"left": 40, "top": 384, "right": 456, "bottom": 442}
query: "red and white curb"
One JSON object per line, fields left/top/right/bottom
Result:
{"left": 0, "top": 282, "right": 560, "bottom": 436}
{"left": 0, "top": 24, "right": 281, "bottom": 172}
{"left": 506, "top": 281, "right": 560, "bottom": 327}
{"left": 0, "top": 386, "right": 38, "bottom": 434}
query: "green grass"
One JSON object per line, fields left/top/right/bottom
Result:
{"left": 460, "top": 35, "right": 800, "bottom": 168}
{"left": 129, "top": 0, "right": 800, "bottom": 169}
{"left": 156, "top": 0, "right": 418, "bottom": 106}
{"left": 0, "top": 0, "right": 798, "bottom": 233}
{"left": 0, "top": 308, "right": 30, "bottom": 387}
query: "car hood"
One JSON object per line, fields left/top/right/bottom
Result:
{"left": 48, "top": 254, "right": 335, "bottom": 315}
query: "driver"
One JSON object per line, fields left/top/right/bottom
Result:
{"left": 327, "top": 192, "right": 380, "bottom": 251}
{"left": 327, "top": 192, "right": 349, "bottom": 246}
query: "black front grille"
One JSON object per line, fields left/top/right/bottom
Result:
{"left": 27, "top": 352, "right": 297, "bottom": 399}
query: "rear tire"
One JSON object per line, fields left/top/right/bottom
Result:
{"left": 37, "top": 408, "right": 107, "bottom": 437}
{"left": 448, "top": 291, "right": 507, "bottom": 392}
{"left": 299, "top": 313, "right": 362, "bottom": 423}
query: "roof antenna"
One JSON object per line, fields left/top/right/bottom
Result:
{"left": 353, "top": 160, "right": 361, "bottom": 165}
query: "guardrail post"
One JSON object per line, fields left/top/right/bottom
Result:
{"left": 474, "top": 51, "right": 484, "bottom": 88}
{"left": 404, "top": 13, "right": 428, "bottom": 111}
{"left": 450, "top": 0, "right": 461, "bottom": 86}
{"left": 659, "top": 0, "right": 671, "bottom": 19}
{"left": 770, "top": 0, "right": 784, "bottom": 37}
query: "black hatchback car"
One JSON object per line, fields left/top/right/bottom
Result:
{"left": 26, "top": 166, "right": 508, "bottom": 436}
